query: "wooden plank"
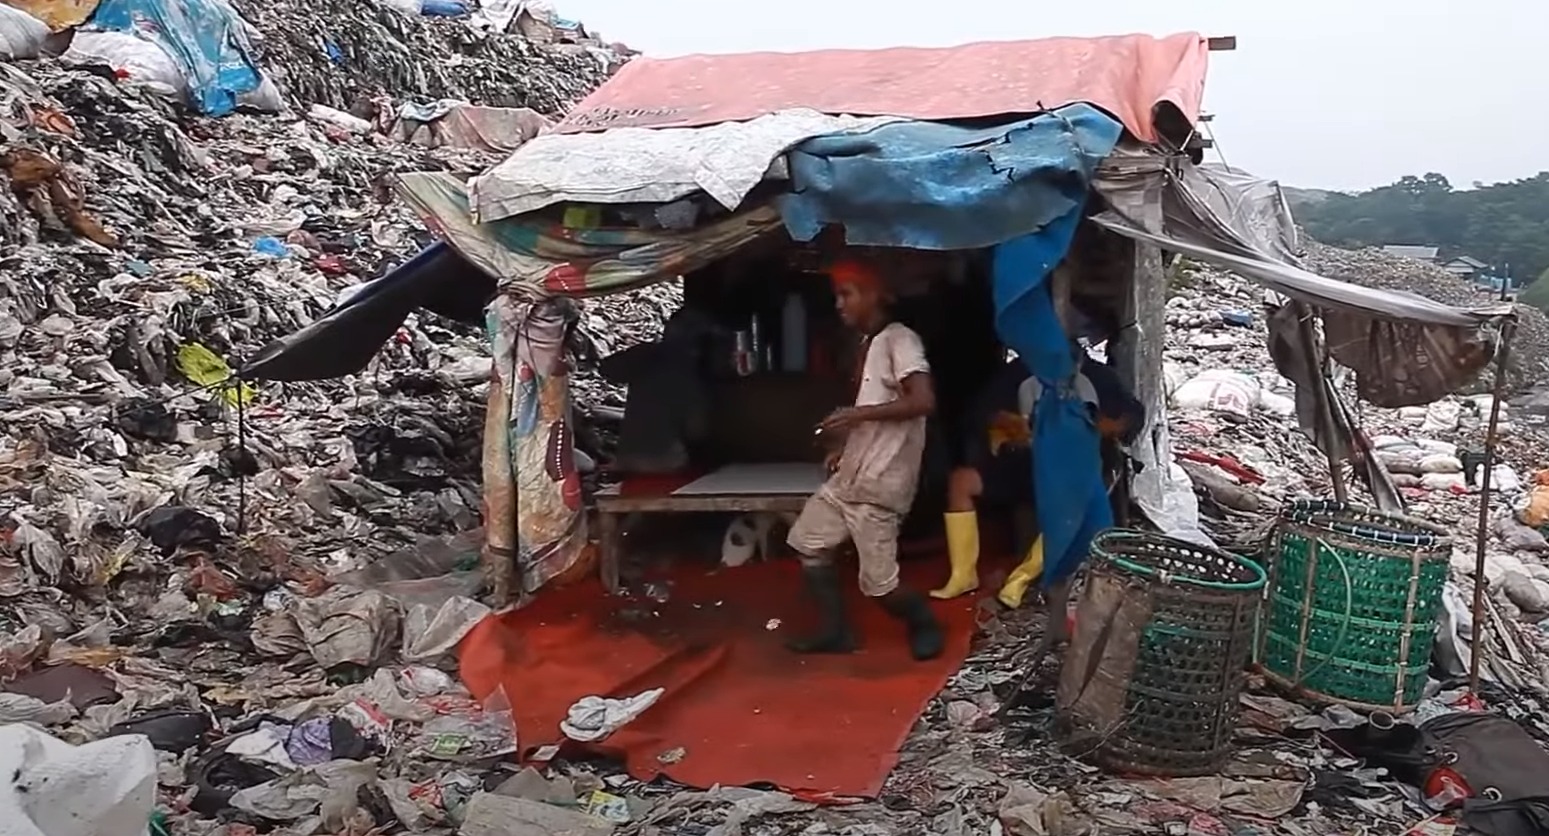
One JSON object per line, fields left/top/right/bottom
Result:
{"left": 596, "top": 493, "right": 809, "bottom": 514}
{"left": 672, "top": 463, "right": 827, "bottom": 496}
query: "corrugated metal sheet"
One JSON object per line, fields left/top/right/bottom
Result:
{"left": 553, "top": 32, "right": 1209, "bottom": 144}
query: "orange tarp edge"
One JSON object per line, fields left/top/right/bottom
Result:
{"left": 553, "top": 32, "right": 1209, "bottom": 144}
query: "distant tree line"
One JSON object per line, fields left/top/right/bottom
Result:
{"left": 1294, "top": 172, "right": 1549, "bottom": 305}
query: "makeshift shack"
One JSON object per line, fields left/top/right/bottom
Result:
{"left": 248, "top": 31, "right": 1515, "bottom": 600}
{"left": 238, "top": 31, "right": 1521, "bottom": 797}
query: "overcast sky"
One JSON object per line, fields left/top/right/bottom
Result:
{"left": 557, "top": 0, "right": 1542, "bottom": 193}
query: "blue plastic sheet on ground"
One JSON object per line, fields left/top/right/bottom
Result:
{"left": 779, "top": 103, "right": 1123, "bottom": 250}
{"left": 88, "top": 0, "right": 261, "bottom": 116}
{"left": 993, "top": 220, "right": 1114, "bottom": 588}
{"left": 420, "top": 0, "right": 470, "bottom": 15}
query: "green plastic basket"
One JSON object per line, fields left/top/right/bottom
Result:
{"left": 1257, "top": 499, "right": 1452, "bottom": 711}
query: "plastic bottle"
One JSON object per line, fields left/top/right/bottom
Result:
{"left": 781, "top": 293, "right": 806, "bottom": 372}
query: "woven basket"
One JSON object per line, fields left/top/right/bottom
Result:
{"left": 1257, "top": 499, "right": 1452, "bottom": 712}
{"left": 1056, "top": 529, "right": 1265, "bottom": 777}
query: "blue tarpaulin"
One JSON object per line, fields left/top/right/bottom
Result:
{"left": 778, "top": 103, "right": 1123, "bottom": 250}
{"left": 89, "top": 0, "right": 261, "bottom": 116}
{"left": 994, "top": 225, "right": 1113, "bottom": 588}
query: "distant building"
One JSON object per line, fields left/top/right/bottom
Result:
{"left": 1381, "top": 245, "right": 1440, "bottom": 262}
{"left": 1443, "top": 255, "right": 1489, "bottom": 279}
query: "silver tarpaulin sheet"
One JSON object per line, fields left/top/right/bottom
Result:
{"left": 1092, "top": 148, "right": 1515, "bottom": 514}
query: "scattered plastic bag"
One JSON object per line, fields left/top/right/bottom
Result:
{"left": 0, "top": 724, "right": 157, "bottom": 836}
{"left": 175, "top": 342, "right": 254, "bottom": 406}
{"left": 374, "top": 0, "right": 422, "bottom": 13}
{"left": 409, "top": 687, "right": 516, "bottom": 762}
{"left": 0, "top": 692, "right": 76, "bottom": 725}
{"left": 0, "top": 5, "right": 48, "bottom": 60}
{"left": 560, "top": 688, "right": 664, "bottom": 743}
{"left": 1517, "top": 484, "right": 1549, "bottom": 528}
{"left": 230, "top": 758, "right": 378, "bottom": 822}
{"left": 398, "top": 666, "right": 456, "bottom": 698}
{"left": 293, "top": 588, "right": 401, "bottom": 669}
{"left": 403, "top": 595, "right": 491, "bottom": 662}
{"left": 308, "top": 104, "right": 374, "bottom": 134}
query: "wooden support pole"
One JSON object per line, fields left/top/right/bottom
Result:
{"left": 1470, "top": 319, "right": 1517, "bottom": 693}
{"left": 1295, "top": 303, "right": 1347, "bottom": 503}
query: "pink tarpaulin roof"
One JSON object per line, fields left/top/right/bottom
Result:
{"left": 552, "top": 32, "right": 1211, "bottom": 143}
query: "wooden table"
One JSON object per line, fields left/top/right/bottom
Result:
{"left": 594, "top": 464, "right": 824, "bottom": 592}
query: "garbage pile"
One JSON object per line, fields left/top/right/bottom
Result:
{"left": 232, "top": 0, "right": 622, "bottom": 115}
{"left": 0, "top": 2, "right": 672, "bottom": 834}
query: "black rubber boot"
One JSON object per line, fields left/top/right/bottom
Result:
{"left": 881, "top": 588, "right": 945, "bottom": 661}
{"left": 787, "top": 564, "right": 856, "bottom": 654}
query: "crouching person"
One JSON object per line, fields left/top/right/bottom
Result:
{"left": 785, "top": 258, "right": 944, "bottom": 661}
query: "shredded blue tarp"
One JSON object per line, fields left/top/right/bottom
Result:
{"left": 779, "top": 103, "right": 1123, "bottom": 250}
{"left": 89, "top": 0, "right": 261, "bottom": 116}
{"left": 994, "top": 224, "right": 1113, "bottom": 588}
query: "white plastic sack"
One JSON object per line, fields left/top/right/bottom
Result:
{"left": 1420, "top": 401, "right": 1462, "bottom": 434}
{"left": 1419, "top": 454, "right": 1464, "bottom": 474}
{"left": 1376, "top": 450, "right": 1425, "bottom": 476}
{"left": 0, "top": 724, "right": 157, "bottom": 836}
{"left": 1502, "top": 571, "right": 1549, "bottom": 613}
{"left": 64, "top": 30, "right": 186, "bottom": 95}
{"left": 1398, "top": 406, "right": 1429, "bottom": 424}
{"left": 1415, "top": 439, "right": 1459, "bottom": 457}
{"left": 1162, "top": 362, "right": 1189, "bottom": 398}
{"left": 375, "top": 0, "right": 423, "bottom": 13}
{"left": 1371, "top": 435, "right": 1413, "bottom": 451}
{"left": 1420, "top": 472, "right": 1467, "bottom": 492}
{"left": 1486, "top": 553, "right": 1528, "bottom": 584}
{"left": 0, "top": 6, "right": 47, "bottom": 60}
{"left": 1172, "top": 370, "right": 1261, "bottom": 418}
{"left": 1493, "top": 464, "right": 1523, "bottom": 493}
{"left": 1259, "top": 391, "right": 1296, "bottom": 417}
{"left": 237, "top": 73, "right": 285, "bottom": 113}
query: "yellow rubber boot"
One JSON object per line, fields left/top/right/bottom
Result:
{"left": 931, "top": 511, "right": 980, "bottom": 599}
{"left": 997, "top": 536, "right": 1045, "bottom": 609}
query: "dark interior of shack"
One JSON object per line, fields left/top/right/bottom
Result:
{"left": 597, "top": 218, "right": 1135, "bottom": 545}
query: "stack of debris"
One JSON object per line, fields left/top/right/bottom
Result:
{"left": 231, "top": 0, "right": 621, "bottom": 114}
{"left": 0, "top": 4, "right": 676, "bottom": 834}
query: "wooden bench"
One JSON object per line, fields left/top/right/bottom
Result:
{"left": 593, "top": 464, "right": 824, "bottom": 592}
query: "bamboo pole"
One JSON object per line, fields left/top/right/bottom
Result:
{"left": 1295, "top": 303, "right": 1347, "bottom": 503}
{"left": 1469, "top": 319, "right": 1517, "bottom": 693}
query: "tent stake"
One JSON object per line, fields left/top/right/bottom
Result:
{"left": 1469, "top": 319, "right": 1516, "bottom": 693}
{"left": 1295, "top": 303, "right": 1346, "bottom": 503}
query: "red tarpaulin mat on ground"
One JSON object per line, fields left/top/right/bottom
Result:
{"left": 457, "top": 558, "right": 980, "bottom": 797}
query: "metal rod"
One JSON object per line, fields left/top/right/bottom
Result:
{"left": 1295, "top": 303, "right": 1347, "bottom": 503}
{"left": 235, "top": 389, "right": 248, "bottom": 536}
{"left": 1469, "top": 319, "right": 1516, "bottom": 693}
